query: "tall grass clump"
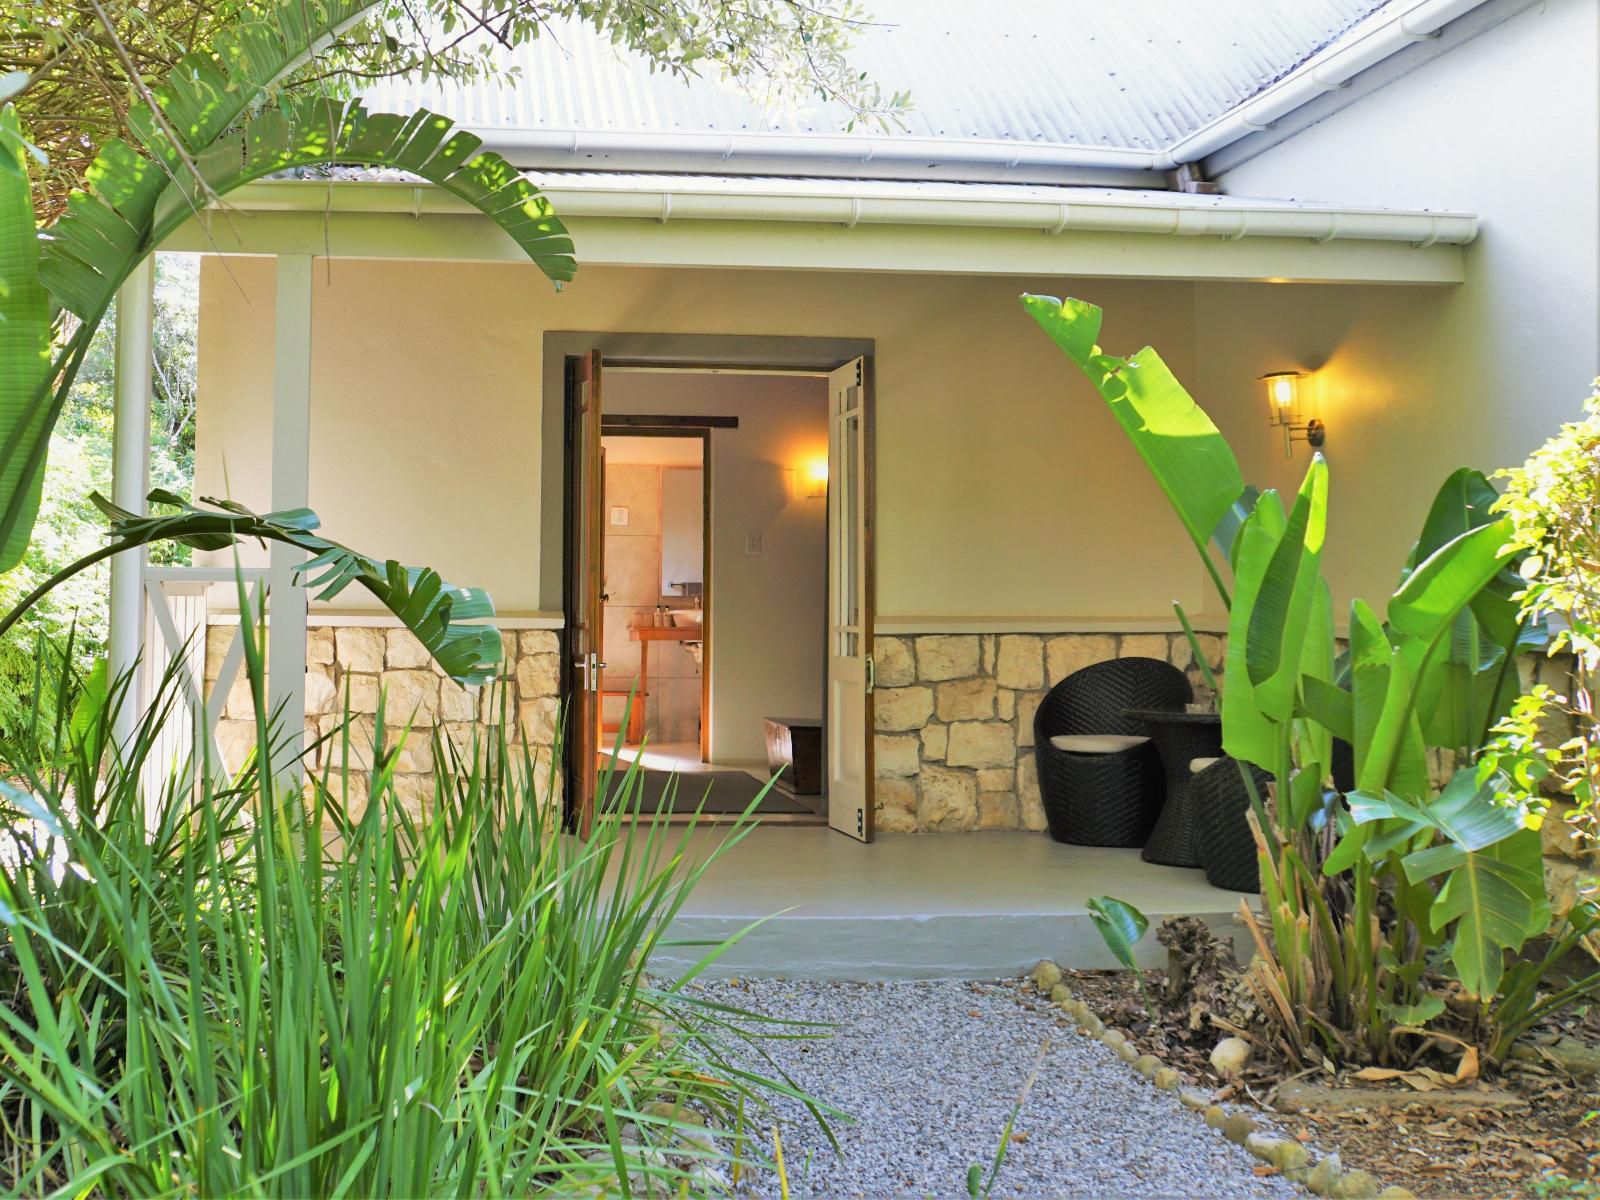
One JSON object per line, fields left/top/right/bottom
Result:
{"left": 0, "top": 611, "right": 826, "bottom": 1196}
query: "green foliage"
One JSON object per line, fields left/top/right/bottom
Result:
{"left": 0, "top": 254, "right": 198, "bottom": 739}
{"left": 1024, "top": 293, "right": 1577, "bottom": 1065}
{"left": 4, "top": 0, "right": 902, "bottom": 223}
{"left": 0, "top": 0, "right": 576, "bottom": 578}
{"left": 0, "top": 627, "right": 826, "bottom": 1194}
{"left": 1483, "top": 382, "right": 1600, "bottom": 847}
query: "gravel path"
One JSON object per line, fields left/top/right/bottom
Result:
{"left": 691, "top": 978, "right": 1298, "bottom": 1200}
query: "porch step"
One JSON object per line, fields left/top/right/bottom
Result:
{"left": 649, "top": 828, "right": 1255, "bottom": 981}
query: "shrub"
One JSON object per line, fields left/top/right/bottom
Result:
{"left": 0, "top": 619, "right": 824, "bottom": 1195}
{"left": 1484, "top": 381, "right": 1600, "bottom": 850}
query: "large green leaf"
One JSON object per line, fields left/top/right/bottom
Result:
{"left": 1349, "top": 600, "right": 1430, "bottom": 798}
{"left": 1221, "top": 491, "right": 1288, "bottom": 770}
{"left": 1388, "top": 519, "right": 1516, "bottom": 646}
{"left": 85, "top": 492, "right": 500, "bottom": 684}
{"left": 1021, "top": 294, "right": 1246, "bottom": 561}
{"left": 160, "top": 100, "right": 575, "bottom": 282}
{"left": 0, "top": 106, "right": 53, "bottom": 574}
{"left": 1298, "top": 675, "right": 1353, "bottom": 743}
{"left": 1245, "top": 455, "right": 1328, "bottom": 717}
{"left": 1414, "top": 829, "right": 1548, "bottom": 998}
{"left": 1211, "top": 485, "right": 1261, "bottom": 567}
{"left": 1350, "top": 772, "right": 1546, "bottom": 996}
{"left": 1409, "top": 467, "right": 1521, "bottom": 649}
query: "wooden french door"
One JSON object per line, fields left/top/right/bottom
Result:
{"left": 826, "top": 357, "right": 874, "bottom": 842}
{"left": 567, "top": 351, "right": 605, "bottom": 835}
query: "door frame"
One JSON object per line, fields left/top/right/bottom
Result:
{"left": 598, "top": 422, "right": 714, "bottom": 763}
{"left": 548, "top": 332, "right": 874, "bottom": 834}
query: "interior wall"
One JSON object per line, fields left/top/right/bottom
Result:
{"left": 194, "top": 261, "right": 1209, "bottom": 623}
{"left": 1203, "top": 0, "right": 1600, "bottom": 612}
{"left": 604, "top": 374, "right": 826, "bottom": 765}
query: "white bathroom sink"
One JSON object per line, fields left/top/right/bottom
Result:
{"left": 670, "top": 610, "right": 703, "bottom": 628}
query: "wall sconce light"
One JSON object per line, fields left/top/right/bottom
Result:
{"left": 804, "top": 457, "right": 828, "bottom": 499}
{"left": 1260, "top": 370, "right": 1325, "bottom": 457}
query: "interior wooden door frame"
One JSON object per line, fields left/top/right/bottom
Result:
{"left": 599, "top": 422, "right": 713, "bottom": 763}
{"left": 549, "top": 332, "right": 874, "bottom": 835}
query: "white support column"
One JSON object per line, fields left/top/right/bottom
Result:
{"left": 108, "top": 256, "right": 155, "bottom": 751}
{"left": 268, "top": 255, "right": 313, "bottom": 778}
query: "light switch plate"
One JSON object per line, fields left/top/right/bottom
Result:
{"left": 610, "top": 506, "right": 630, "bottom": 527}
{"left": 744, "top": 531, "right": 763, "bottom": 555}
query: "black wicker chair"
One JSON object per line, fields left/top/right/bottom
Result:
{"left": 1192, "top": 755, "right": 1273, "bottom": 892}
{"left": 1032, "top": 657, "right": 1192, "bottom": 846}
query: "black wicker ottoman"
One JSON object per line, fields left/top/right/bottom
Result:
{"left": 1192, "top": 755, "right": 1273, "bottom": 891}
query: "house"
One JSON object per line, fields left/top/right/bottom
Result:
{"left": 120, "top": 0, "right": 1596, "bottom": 910}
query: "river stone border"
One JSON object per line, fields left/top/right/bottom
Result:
{"left": 1029, "top": 961, "right": 1416, "bottom": 1200}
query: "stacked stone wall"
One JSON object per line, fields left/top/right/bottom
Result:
{"left": 202, "top": 622, "right": 562, "bottom": 815}
{"left": 871, "top": 631, "right": 1225, "bottom": 833}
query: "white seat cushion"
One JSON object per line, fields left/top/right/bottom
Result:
{"left": 1049, "top": 734, "right": 1150, "bottom": 754}
{"left": 1190, "top": 756, "right": 1222, "bottom": 774}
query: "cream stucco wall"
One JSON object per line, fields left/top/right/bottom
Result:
{"left": 1197, "top": 0, "right": 1600, "bottom": 611}
{"left": 195, "top": 260, "right": 1210, "bottom": 625}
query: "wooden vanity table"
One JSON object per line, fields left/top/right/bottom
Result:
{"left": 620, "top": 625, "right": 702, "bottom": 744}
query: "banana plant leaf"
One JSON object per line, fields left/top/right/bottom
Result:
{"left": 1020, "top": 295, "right": 1245, "bottom": 591}
{"left": 1211, "top": 485, "right": 1260, "bottom": 568}
{"left": 1221, "top": 491, "right": 1288, "bottom": 770}
{"left": 1352, "top": 520, "right": 1516, "bottom": 795}
{"left": 1348, "top": 599, "right": 1430, "bottom": 799}
{"left": 85, "top": 492, "right": 501, "bottom": 684}
{"left": 1407, "top": 467, "right": 1522, "bottom": 649}
{"left": 0, "top": 108, "right": 52, "bottom": 581}
{"left": 1387, "top": 519, "right": 1516, "bottom": 646}
{"left": 2, "top": 0, "right": 576, "bottom": 574}
{"left": 1245, "top": 456, "right": 1328, "bottom": 718}
{"left": 1350, "top": 770, "right": 1547, "bottom": 997}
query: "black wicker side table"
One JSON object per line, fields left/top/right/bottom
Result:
{"left": 1122, "top": 709, "right": 1223, "bottom": 867}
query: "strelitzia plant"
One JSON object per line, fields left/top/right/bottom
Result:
{"left": 1024, "top": 294, "right": 1566, "bottom": 1065}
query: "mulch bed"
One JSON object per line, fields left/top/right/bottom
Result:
{"left": 1060, "top": 967, "right": 1600, "bottom": 1198}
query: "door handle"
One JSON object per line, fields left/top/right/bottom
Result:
{"left": 866, "top": 655, "right": 875, "bottom": 694}
{"left": 575, "top": 652, "right": 607, "bottom": 691}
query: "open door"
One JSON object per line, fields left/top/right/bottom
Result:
{"left": 566, "top": 351, "right": 605, "bottom": 835}
{"left": 826, "top": 357, "right": 874, "bottom": 841}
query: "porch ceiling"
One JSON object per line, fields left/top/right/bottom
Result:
{"left": 162, "top": 176, "right": 1472, "bottom": 285}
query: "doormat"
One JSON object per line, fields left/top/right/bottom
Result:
{"left": 602, "top": 768, "right": 815, "bottom": 815}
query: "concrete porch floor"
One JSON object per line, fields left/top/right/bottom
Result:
{"left": 649, "top": 826, "right": 1256, "bottom": 980}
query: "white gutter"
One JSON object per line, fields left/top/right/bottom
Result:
{"left": 462, "top": 0, "right": 1499, "bottom": 182}
{"left": 477, "top": 129, "right": 1165, "bottom": 188}
{"left": 226, "top": 178, "right": 1479, "bottom": 246}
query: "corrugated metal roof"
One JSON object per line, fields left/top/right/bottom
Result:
{"left": 361, "top": 0, "right": 1391, "bottom": 153}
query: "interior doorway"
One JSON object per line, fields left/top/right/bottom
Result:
{"left": 595, "top": 371, "right": 830, "bottom": 823}
{"left": 554, "top": 333, "right": 875, "bottom": 841}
